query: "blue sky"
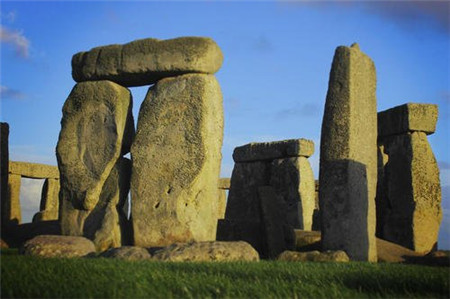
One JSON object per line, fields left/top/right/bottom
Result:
{"left": 1, "top": 1, "right": 449, "bottom": 248}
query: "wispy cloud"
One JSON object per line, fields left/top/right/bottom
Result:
{"left": 0, "top": 11, "right": 16, "bottom": 23}
{"left": 0, "top": 85, "right": 27, "bottom": 100}
{"left": 253, "top": 35, "right": 274, "bottom": 53}
{"left": 0, "top": 25, "right": 30, "bottom": 58}
{"left": 275, "top": 102, "right": 321, "bottom": 120}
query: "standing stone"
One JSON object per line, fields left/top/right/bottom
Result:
{"left": 56, "top": 80, "right": 134, "bottom": 212}
{"left": 61, "top": 157, "right": 132, "bottom": 251}
{"left": 1, "top": 122, "right": 9, "bottom": 227}
{"left": 6, "top": 174, "right": 21, "bottom": 225}
{"left": 319, "top": 43, "right": 377, "bottom": 261}
{"left": 33, "top": 178, "right": 60, "bottom": 222}
{"left": 131, "top": 73, "right": 223, "bottom": 247}
{"left": 217, "top": 178, "right": 230, "bottom": 219}
{"left": 72, "top": 37, "right": 224, "bottom": 87}
{"left": 377, "top": 103, "right": 441, "bottom": 253}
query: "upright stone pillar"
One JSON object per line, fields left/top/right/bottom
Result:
{"left": 32, "top": 178, "right": 60, "bottom": 222}
{"left": 1, "top": 122, "right": 10, "bottom": 227}
{"left": 377, "top": 103, "right": 441, "bottom": 253}
{"left": 6, "top": 174, "right": 21, "bottom": 225}
{"left": 319, "top": 43, "right": 377, "bottom": 261}
{"left": 131, "top": 74, "right": 224, "bottom": 247}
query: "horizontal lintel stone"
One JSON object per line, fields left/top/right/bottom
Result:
{"left": 233, "top": 139, "right": 314, "bottom": 162}
{"left": 378, "top": 103, "right": 438, "bottom": 137}
{"left": 9, "top": 161, "right": 59, "bottom": 179}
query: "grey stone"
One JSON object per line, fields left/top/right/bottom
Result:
{"left": 9, "top": 161, "right": 59, "bottom": 179}
{"left": 319, "top": 43, "right": 377, "bottom": 262}
{"left": 6, "top": 174, "right": 21, "bottom": 225}
{"left": 56, "top": 80, "right": 134, "bottom": 211}
{"left": 1, "top": 123, "right": 9, "bottom": 228}
{"left": 61, "top": 157, "right": 132, "bottom": 251}
{"left": 100, "top": 246, "right": 152, "bottom": 261}
{"left": 72, "top": 37, "right": 223, "bottom": 87}
{"left": 20, "top": 235, "right": 95, "bottom": 258}
{"left": 33, "top": 178, "right": 60, "bottom": 222}
{"left": 152, "top": 241, "right": 259, "bottom": 262}
{"left": 233, "top": 139, "right": 314, "bottom": 163}
{"left": 131, "top": 74, "right": 223, "bottom": 247}
{"left": 216, "top": 219, "right": 264, "bottom": 255}
{"left": 277, "top": 250, "right": 349, "bottom": 262}
{"left": 378, "top": 103, "right": 438, "bottom": 137}
{"left": 377, "top": 132, "right": 441, "bottom": 253}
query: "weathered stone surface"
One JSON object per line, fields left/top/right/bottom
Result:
{"left": 72, "top": 37, "right": 223, "bottom": 87}
{"left": 259, "top": 186, "right": 295, "bottom": 259}
{"left": 218, "top": 178, "right": 230, "bottom": 189}
{"left": 294, "top": 230, "right": 321, "bottom": 251}
{"left": 216, "top": 219, "right": 264, "bottom": 255}
{"left": 319, "top": 43, "right": 377, "bottom": 261}
{"left": 233, "top": 139, "right": 314, "bottom": 163}
{"left": 57, "top": 80, "right": 134, "bottom": 211}
{"left": 5, "top": 174, "right": 21, "bottom": 225}
{"left": 152, "top": 241, "right": 259, "bottom": 262}
{"left": 1, "top": 122, "right": 9, "bottom": 227}
{"left": 0, "top": 239, "right": 8, "bottom": 248}
{"left": 377, "top": 132, "right": 441, "bottom": 253}
{"left": 61, "top": 158, "right": 132, "bottom": 251}
{"left": 277, "top": 250, "right": 349, "bottom": 262}
{"left": 100, "top": 246, "right": 152, "bottom": 260}
{"left": 9, "top": 161, "right": 59, "bottom": 179}
{"left": 378, "top": 103, "right": 438, "bottom": 137}
{"left": 218, "top": 189, "right": 227, "bottom": 220}
{"left": 131, "top": 74, "right": 223, "bottom": 247}
{"left": 270, "top": 157, "right": 315, "bottom": 230}
{"left": 377, "top": 238, "right": 421, "bottom": 263}
{"left": 33, "top": 178, "right": 60, "bottom": 222}
{"left": 20, "top": 235, "right": 95, "bottom": 258}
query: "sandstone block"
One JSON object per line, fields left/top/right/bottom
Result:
{"left": 5, "top": 174, "right": 21, "bottom": 224}
{"left": 376, "top": 238, "right": 421, "bottom": 263}
{"left": 277, "top": 250, "right": 349, "bottom": 262}
{"left": 319, "top": 43, "right": 377, "bottom": 261}
{"left": 218, "top": 177, "right": 230, "bottom": 189}
{"left": 20, "top": 235, "right": 95, "bottom": 258}
{"left": 233, "top": 139, "right": 314, "bottom": 162}
{"left": 61, "top": 158, "right": 132, "bottom": 251}
{"left": 294, "top": 230, "right": 321, "bottom": 251}
{"left": 9, "top": 161, "right": 59, "bottom": 179}
{"left": 152, "top": 241, "right": 259, "bottom": 262}
{"left": 56, "top": 81, "right": 134, "bottom": 211}
{"left": 33, "top": 178, "right": 60, "bottom": 222}
{"left": 218, "top": 189, "right": 227, "bottom": 219}
{"left": 72, "top": 37, "right": 223, "bottom": 87}
{"left": 131, "top": 74, "right": 223, "bottom": 247}
{"left": 378, "top": 103, "right": 438, "bottom": 137}
{"left": 377, "top": 132, "right": 441, "bottom": 253}
{"left": 100, "top": 246, "right": 152, "bottom": 261}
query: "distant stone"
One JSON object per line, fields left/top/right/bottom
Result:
{"left": 61, "top": 158, "right": 132, "bottom": 251}
{"left": 57, "top": 80, "right": 134, "bottom": 211}
{"left": 72, "top": 37, "right": 223, "bottom": 87}
{"left": 233, "top": 139, "right": 314, "bottom": 162}
{"left": 152, "top": 241, "right": 259, "bottom": 262}
{"left": 33, "top": 178, "right": 60, "bottom": 222}
{"left": 294, "top": 230, "right": 321, "bottom": 251}
{"left": 378, "top": 103, "right": 438, "bottom": 137}
{"left": 20, "top": 235, "right": 95, "bottom": 258}
{"left": 8, "top": 161, "right": 59, "bottom": 179}
{"left": 217, "top": 189, "right": 227, "bottom": 220}
{"left": 6, "top": 174, "right": 21, "bottom": 224}
{"left": 131, "top": 74, "right": 223, "bottom": 247}
{"left": 377, "top": 131, "right": 441, "bottom": 253}
{"left": 0, "top": 238, "right": 9, "bottom": 249}
{"left": 319, "top": 44, "right": 377, "bottom": 262}
{"left": 218, "top": 178, "right": 231, "bottom": 189}
{"left": 376, "top": 238, "right": 421, "bottom": 263}
{"left": 1, "top": 122, "right": 9, "bottom": 226}
{"left": 100, "top": 246, "right": 151, "bottom": 261}
{"left": 277, "top": 250, "right": 349, "bottom": 262}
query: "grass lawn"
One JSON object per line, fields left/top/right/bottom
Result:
{"left": 1, "top": 249, "right": 449, "bottom": 298}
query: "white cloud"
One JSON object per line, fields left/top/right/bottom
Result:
{"left": 0, "top": 85, "right": 27, "bottom": 100}
{"left": 0, "top": 25, "right": 30, "bottom": 58}
{"left": 20, "top": 178, "right": 44, "bottom": 223}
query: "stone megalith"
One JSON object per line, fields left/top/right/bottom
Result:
{"left": 131, "top": 73, "right": 223, "bottom": 247}
{"left": 218, "top": 139, "right": 315, "bottom": 258}
{"left": 319, "top": 43, "right": 377, "bottom": 262}
{"left": 60, "top": 157, "right": 132, "bottom": 251}
{"left": 33, "top": 178, "right": 60, "bottom": 222}
{"left": 1, "top": 122, "right": 10, "bottom": 227}
{"left": 56, "top": 80, "right": 134, "bottom": 212}
{"left": 72, "top": 37, "right": 224, "bottom": 87}
{"left": 376, "top": 103, "right": 441, "bottom": 253}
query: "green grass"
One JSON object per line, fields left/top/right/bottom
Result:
{"left": 1, "top": 249, "right": 449, "bottom": 298}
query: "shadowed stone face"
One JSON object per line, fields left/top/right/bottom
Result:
{"left": 319, "top": 43, "right": 377, "bottom": 262}
{"left": 131, "top": 73, "right": 223, "bottom": 247}
{"left": 56, "top": 80, "right": 134, "bottom": 211}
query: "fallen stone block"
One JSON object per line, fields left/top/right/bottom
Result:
{"left": 99, "top": 246, "right": 152, "bottom": 261}
{"left": 294, "top": 230, "right": 321, "bottom": 251}
{"left": 72, "top": 37, "right": 223, "bottom": 87}
{"left": 277, "top": 250, "right": 349, "bottom": 262}
{"left": 20, "top": 235, "right": 95, "bottom": 258}
{"left": 33, "top": 178, "right": 60, "bottom": 222}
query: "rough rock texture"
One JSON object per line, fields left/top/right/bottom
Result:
{"left": 33, "top": 178, "right": 60, "bottom": 222}
{"left": 218, "top": 178, "right": 230, "bottom": 189}
{"left": 131, "top": 74, "right": 223, "bottom": 247}
{"left": 72, "top": 37, "right": 223, "bottom": 87}
{"left": 6, "top": 174, "right": 21, "bottom": 224}
{"left": 20, "top": 235, "right": 95, "bottom": 258}
{"left": 100, "top": 246, "right": 152, "bottom": 260}
{"left": 270, "top": 157, "right": 315, "bottom": 230}
{"left": 152, "top": 241, "right": 259, "bottom": 262}
{"left": 216, "top": 219, "right": 263, "bottom": 254}
{"left": 9, "top": 161, "right": 59, "bottom": 179}
{"left": 378, "top": 103, "right": 438, "bottom": 137}
{"left": 377, "top": 132, "right": 441, "bottom": 253}
{"left": 319, "top": 43, "right": 377, "bottom": 262}
{"left": 61, "top": 158, "right": 132, "bottom": 251}
{"left": 218, "top": 189, "right": 227, "bottom": 219}
{"left": 294, "top": 230, "right": 321, "bottom": 251}
{"left": 233, "top": 139, "right": 314, "bottom": 162}
{"left": 277, "top": 250, "right": 349, "bottom": 262}
{"left": 259, "top": 186, "right": 295, "bottom": 259}
{"left": 57, "top": 80, "right": 134, "bottom": 211}
{"left": 376, "top": 238, "right": 421, "bottom": 263}
{"left": 1, "top": 122, "right": 9, "bottom": 227}
{"left": 0, "top": 239, "right": 8, "bottom": 248}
